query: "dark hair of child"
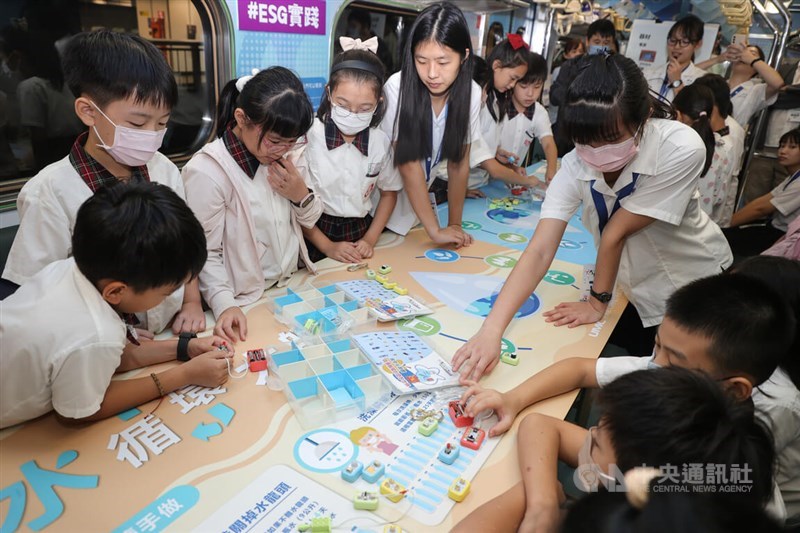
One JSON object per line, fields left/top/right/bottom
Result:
{"left": 216, "top": 66, "right": 314, "bottom": 143}
{"left": 520, "top": 52, "right": 548, "bottom": 85}
{"left": 693, "top": 74, "right": 733, "bottom": 119}
{"left": 72, "top": 182, "right": 207, "bottom": 292}
{"left": 471, "top": 55, "right": 490, "bottom": 89}
{"left": 394, "top": 1, "right": 474, "bottom": 166}
{"left": 63, "top": 30, "right": 177, "bottom": 109}
{"left": 667, "top": 14, "right": 705, "bottom": 43}
{"left": 672, "top": 84, "right": 716, "bottom": 176}
{"left": 316, "top": 48, "right": 386, "bottom": 128}
{"left": 561, "top": 54, "right": 673, "bottom": 146}
{"left": 586, "top": 19, "right": 616, "bottom": 41}
{"left": 484, "top": 38, "right": 530, "bottom": 122}
{"left": 779, "top": 127, "right": 800, "bottom": 147}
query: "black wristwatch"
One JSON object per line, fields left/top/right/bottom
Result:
{"left": 590, "top": 288, "right": 613, "bottom": 304}
{"left": 177, "top": 332, "right": 197, "bottom": 361}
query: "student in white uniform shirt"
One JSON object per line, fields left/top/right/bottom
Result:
{"left": 302, "top": 42, "right": 401, "bottom": 264}
{"left": 2, "top": 30, "right": 205, "bottom": 335}
{"left": 0, "top": 184, "right": 231, "bottom": 429}
{"left": 452, "top": 54, "right": 732, "bottom": 381}
{"left": 722, "top": 43, "right": 783, "bottom": 127}
{"left": 457, "top": 271, "right": 796, "bottom": 524}
{"left": 725, "top": 128, "right": 800, "bottom": 257}
{"left": 641, "top": 15, "right": 707, "bottom": 103}
{"left": 182, "top": 67, "right": 323, "bottom": 344}
{"left": 379, "top": 2, "right": 480, "bottom": 245}
{"left": 673, "top": 84, "right": 737, "bottom": 226}
{"left": 494, "top": 53, "right": 558, "bottom": 184}
{"left": 693, "top": 74, "right": 747, "bottom": 225}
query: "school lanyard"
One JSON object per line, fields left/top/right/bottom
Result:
{"left": 424, "top": 103, "right": 448, "bottom": 183}
{"left": 784, "top": 170, "right": 800, "bottom": 191}
{"left": 659, "top": 76, "right": 672, "bottom": 99}
{"left": 730, "top": 85, "right": 745, "bottom": 98}
{"left": 590, "top": 173, "right": 640, "bottom": 234}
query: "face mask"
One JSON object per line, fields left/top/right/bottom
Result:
{"left": 91, "top": 101, "right": 167, "bottom": 167}
{"left": 575, "top": 135, "right": 639, "bottom": 173}
{"left": 330, "top": 103, "right": 374, "bottom": 136}
{"left": 575, "top": 427, "right": 617, "bottom": 492}
{"left": 588, "top": 44, "right": 610, "bottom": 56}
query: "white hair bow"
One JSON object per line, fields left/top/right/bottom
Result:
{"left": 339, "top": 36, "right": 378, "bottom": 53}
{"left": 235, "top": 68, "right": 260, "bottom": 92}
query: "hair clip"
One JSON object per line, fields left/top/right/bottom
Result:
{"left": 340, "top": 36, "right": 378, "bottom": 54}
{"left": 507, "top": 33, "right": 527, "bottom": 50}
{"left": 624, "top": 467, "right": 661, "bottom": 510}
{"left": 235, "top": 68, "right": 260, "bottom": 92}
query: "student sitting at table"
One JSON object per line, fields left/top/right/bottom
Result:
{"left": 182, "top": 67, "right": 322, "bottom": 344}
{"left": 460, "top": 270, "right": 797, "bottom": 523}
{"left": 2, "top": 30, "right": 206, "bottom": 335}
{"left": 452, "top": 367, "right": 777, "bottom": 532}
{"left": 451, "top": 54, "right": 732, "bottom": 376}
{"left": 725, "top": 128, "right": 800, "bottom": 258}
{"left": 301, "top": 40, "right": 401, "bottom": 264}
{"left": 0, "top": 183, "right": 232, "bottom": 429}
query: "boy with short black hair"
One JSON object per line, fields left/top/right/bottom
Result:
{"left": 0, "top": 183, "right": 230, "bottom": 429}
{"left": 2, "top": 29, "right": 205, "bottom": 334}
{"left": 461, "top": 272, "right": 796, "bottom": 522}
{"left": 453, "top": 367, "right": 777, "bottom": 532}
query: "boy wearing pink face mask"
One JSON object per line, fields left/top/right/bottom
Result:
{"left": 3, "top": 30, "right": 206, "bottom": 336}
{"left": 452, "top": 54, "right": 731, "bottom": 381}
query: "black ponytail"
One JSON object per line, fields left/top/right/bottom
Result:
{"left": 672, "top": 84, "right": 716, "bottom": 177}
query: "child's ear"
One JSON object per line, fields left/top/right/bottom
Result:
{"left": 100, "top": 281, "right": 128, "bottom": 306}
{"left": 233, "top": 108, "right": 248, "bottom": 129}
{"left": 722, "top": 376, "right": 753, "bottom": 403}
{"left": 74, "top": 97, "right": 97, "bottom": 128}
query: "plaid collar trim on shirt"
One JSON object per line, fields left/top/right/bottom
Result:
{"left": 324, "top": 117, "right": 369, "bottom": 157}
{"left": 69, "top": 132, "right": 150, "bottom": 193}
{"left": 716, "top": 126, "right": 730, "bottom": 137}
{"left": 506, "top": 101, "right": 535, "bottom": 121}
{"left": 222, "top": 123, "right": 260, "bottom": 179}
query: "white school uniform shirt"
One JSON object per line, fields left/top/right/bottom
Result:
{"left": 765, "top": 65, "right": 800, "bottom": 148}
{"left": 304, "top": 118, "right": 401, "bottom": 218}
{"left": 730, "top": 79, "right": 779, "bottom": 127}
{"left": 498, "top": 102, "right": 553, "bottom": 163}
{"left": 3, "top": 147, "right": 185, "bottom": 334}
{"left": 596, "top": 357, "right": 797, "bottom": 523}
{"left": 697, "top": 133, "right": 737, "bottom": 226}
{"left": 463, "top": 99, "right": 504, "bottom": 189}
{"left": 719, "top": 116, "right": 746, "bottom": 226}
{"left": 770, "top": 170, "right": 800, "bottom": 232}
{"left": 0, "top": 258, "right": 126, "bottom": 428}
{"left": 379, "top": 72, "right": 483, "bottom": 234}
{"left": 641, "top": 61, "right": 707, "bottom": 103}
{"left": 182, "top": 136, "right": 321, "bottom": 319}
{"left": 541, "top": 119, "right": 732, "bottom": 327}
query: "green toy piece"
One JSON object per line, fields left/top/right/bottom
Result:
{"left": 353, "top": 490, "right": 380, "bottom": 511}
{"left": 378, "top": 264, "right": 392, "bottom": 275}
{"left": 500, "top": 351, "right": 519, "bottom": 366}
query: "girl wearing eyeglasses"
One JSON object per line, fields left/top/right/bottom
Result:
{"left": 182, "top": 67, "right": 322, "bottom": 344}
{"left": 301, "top": 42, "right": 401, "bottom": 264}
{"left": 641, "top": 14, "right": 707, "bottom": 103}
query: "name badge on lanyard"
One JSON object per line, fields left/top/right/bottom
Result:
{"left": 730, "top": 85, "right": 745, "bottom": 99}
{"left": 590, "top": 173, "right": 640, "bottom": 233}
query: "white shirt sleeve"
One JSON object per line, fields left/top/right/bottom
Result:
{"left": 51, "top": 343, "right": 122, "bottom": 419}
{"left": 531, "top": 103, "right": 554, "bottom": 139}
{"left": 379, "top": 73, "right": 401, "bottom": 142}
{"left": 377, "top": 148, "right": 403, "bottom": 191}
{"left": 595, "top": 356, "right": 652, "bottom": 387}
{"left": 622, "top": 123, "right": 707, "bottom": 225}
{"left": 467, "top": 81, "right": 482, "bottom": 145}
{"left": 770, "top": 177, "right": 800, "bottom": 217}
{"left": 539, "top": 153, "right": 583, "bottom": 221}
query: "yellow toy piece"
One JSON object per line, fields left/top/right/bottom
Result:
{"left": 393, "top": 286, "right": 408, "bottom": 295}
{"left": 379, "top": 477, "right": 406, "bottom": 502}
{"left": 375, "top": 274, "right": 388, "bottom": 284}
{"left": 382, "top": 281, "right": 397, "bottom": 290}
{"left": 448, "top": 477, "right": 471, "bottom": 502}
{"left": 383, "top": 526, "right": 406, "bottom": 533}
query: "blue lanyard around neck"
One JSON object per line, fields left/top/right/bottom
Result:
{"left": 659, "top": 76, "right": 671, "bottom": 99}
{"left": 784, "top": 169, "right": 800, "bottom": 191}
{"left": 730, "top": 85, "right": 745, "bottom": 98}
{"left": 590, "top": 173, "right": 640, "bottom": 234}
{"left": 424, "top": 103, "right": 448, "bottom": 183}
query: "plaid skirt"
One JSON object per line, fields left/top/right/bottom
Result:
{"left": 306, "top": 212, "right": 373, "bottom": 263}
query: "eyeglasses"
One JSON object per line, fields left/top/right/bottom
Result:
{"left": 667, "top": 37, "right": 696, "bottom": 48}
{"left": 262, "top": 135, "right": 307, "bottom": 149}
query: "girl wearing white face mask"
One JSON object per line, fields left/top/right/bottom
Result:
{"left": 301, "top": 42, "right": 401, "bottom": 263}
{"left": 452, "top": 54, "right": 732, "bottom": 382}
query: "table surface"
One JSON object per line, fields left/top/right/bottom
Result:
{"left": 0, "top": 175, "right": 625, "bottom": 532}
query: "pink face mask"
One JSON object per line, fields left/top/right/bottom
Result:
{"left": 575, "top": 135, "right": 639, "bottom": 173}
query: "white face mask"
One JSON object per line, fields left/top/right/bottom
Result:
{"left": 575, "top": 427, "right": 617, "bottom": 492}
{"left": 91, "top": 101, "right": 167, "bottom": 167}
{"left": 330, "top": 102, "right": 374, "bottom": 136}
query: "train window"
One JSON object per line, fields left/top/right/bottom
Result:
{"left": 0, "top": 0, "right": 219, "bottom": 200}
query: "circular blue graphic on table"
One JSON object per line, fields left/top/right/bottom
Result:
{"left": 559, "top": 239, "right": 583, "bottom": 250}
{"left": 466, "top": 290, "right": 541, "bottom": 318}
{"left": 294, "top": 428, "right": 358, "bottom": 474}
{"left": 424, "top": 249, "right": 460, "bottom": 263}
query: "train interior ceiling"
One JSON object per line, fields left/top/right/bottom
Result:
{"left": 0, "top": 0, "right": 797, "bottom": 209}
